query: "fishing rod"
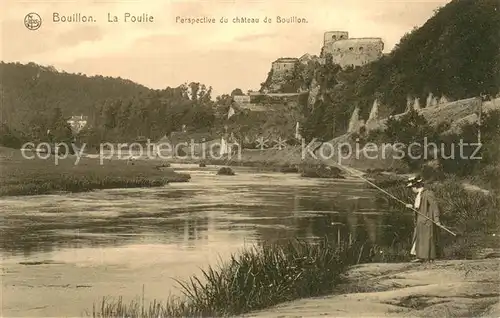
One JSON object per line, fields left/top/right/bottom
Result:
{"left": 296, "top": 135, "right": 455, "bottom": 236}
{"left": 330, "top": 161, "right": 457, "bottom": 237}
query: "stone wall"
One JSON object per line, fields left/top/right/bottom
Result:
{"left": 238, "top": 103, "right": 270, "bottom": 111}
{"left": 323, "top": 31, "right": 349, "bottom": 45}
{"left": 233, "top": 95, "right": 251, "bottom": 104}
{"left": 323, "top": 38, "right": 384, "bottom": 68}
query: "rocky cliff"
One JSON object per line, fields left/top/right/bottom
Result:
{"left": 259, "top": 0, "right": 500, "bottom": 142}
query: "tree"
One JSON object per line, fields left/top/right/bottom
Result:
{"left": 438, "top": 110, "right": 500, "bottom": 176}
{"left": 383, "top": 108, "right": 438, "bottom": 170}
{"left": 48, "top": 106, "right": 73, "bottom": 142}
{"left": 188, "top": 82, "right": 200, "bottom": 101}
{"left": 0, "top": 123, "right": 23, "bottom": 148}
{"left": 230, "top": 88, "right": 244, "bottom": 96}
{"left": 0, "top": 62, "right": 149, "bottom": 132}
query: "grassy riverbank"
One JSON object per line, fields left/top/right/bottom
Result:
{"left": 0, "top": 147, "right": 191, "bottom": 197}
{"left": 89, "top": 173, "right": 499, "bottom": 318}
{"left": 92, "top": 239, "right": 371, "bottom": 317}
{"left": 169, "top": 149, "right": 304, "bottom": 172}
{"left": 368, "top": 173, "right": 500, "bottom": 260}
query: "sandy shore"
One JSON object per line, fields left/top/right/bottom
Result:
{"left": 246, "top": 258, "right": 500, "bottom": 317}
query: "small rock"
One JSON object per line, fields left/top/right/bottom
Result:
{"left": 217, "top": 167, "right": 235, "bottom": 176}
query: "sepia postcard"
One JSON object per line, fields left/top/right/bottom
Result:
{"left": 1, "top": 0, "right": 499, "bottom": 317}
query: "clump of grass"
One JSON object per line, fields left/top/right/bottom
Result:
{"left": 431, "top": 181, "right": 499, "bottom": 234}
{"left": 91, "top": 238, "right": 356, "bottom": 318}
{"left": 430, "top": 181, "right": 499, "bottom": 259}
{"left": 92, "top": 295, "right": 192, "bottom": 318}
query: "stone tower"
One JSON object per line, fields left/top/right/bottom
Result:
{"left": 323, "top": 31, "right": 349, "bottom": 46}
{"left": 321, "top": 31, "right": 384, "bottom": 68}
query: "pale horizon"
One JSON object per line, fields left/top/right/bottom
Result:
{"left": 1, "top": 0, "right": 451, "bottom": 97}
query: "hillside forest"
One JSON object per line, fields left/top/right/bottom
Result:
{"left": 1, "top": 0, "right": 499, "bottom": 156}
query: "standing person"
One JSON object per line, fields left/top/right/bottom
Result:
{"left": 405, "top": 176, "right": 442, "bottom": 262}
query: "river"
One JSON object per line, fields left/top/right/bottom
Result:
{"left": 0, "top": 164, "right": 411, "bottom": 317}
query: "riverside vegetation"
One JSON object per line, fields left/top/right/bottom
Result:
{"left": 90, "top": 181, "right": 499, "bottom": 317}
{"left": 91, "top": 108, "right": 500, "bottom": 317}
{"left": 371, "top": 178, "right": 499, "bottom": 260}
{"left": 361, "top": 105, "right": 500, "bottom": 259}
{"left": 91, "top": 239, "right": 376, "bottom": 318}
{"left": 90, "top": 106, "right": 500, "bottom": 316}
{"left": 0, "top": 147, "right": 191, "bottom": 197}
{"left": 92, "top": 1, "right": 499, "bottom": 315}
{"left": 91, "top": 176, "right": 499, "bottom": 318}
{"left": 2, "top": 0, "right": 499, "bottom": 316}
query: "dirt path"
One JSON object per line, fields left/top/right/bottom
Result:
{"left": 245, "top": 259, "right": 500, "bottom": 317}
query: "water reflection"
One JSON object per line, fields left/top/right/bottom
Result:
{"left": 0, "top": 168, "right": 414, "bottom": 259}
{"left": 1, "top": 167, "right": 419, "bottom": 317}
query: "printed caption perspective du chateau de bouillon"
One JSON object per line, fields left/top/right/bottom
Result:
{"left": 1, "top": 0, "right": 500, "bottom": 317}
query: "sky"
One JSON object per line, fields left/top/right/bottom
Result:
{"left": 1, "top": 0, "right": 451, "bottom": 97}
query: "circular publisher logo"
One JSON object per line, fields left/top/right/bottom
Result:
{"left": 24, "top": 12, "right": 42, "bottom": 30}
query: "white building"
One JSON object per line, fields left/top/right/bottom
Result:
{"left": 67, "top": 115, "right": 88, "bottom": 134}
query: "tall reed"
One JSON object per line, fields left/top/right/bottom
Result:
{"left": 92, "top": 238, "right": 364, "bottom": 318}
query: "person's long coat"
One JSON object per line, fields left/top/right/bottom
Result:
{"left": 412, "top": 189, "right": 441, "bottom": 260}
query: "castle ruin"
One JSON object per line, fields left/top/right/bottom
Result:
{"left": 321, "top": 31, "right": 384, "bottom": 68}
{"left": 261, "top": 30, "right": 385, "bottom": 94}
{"left": 271, "top": 57, "right": 299, "bottom": 74}
{"left": 269, "top": 31, "right": 384, "bottom": 78}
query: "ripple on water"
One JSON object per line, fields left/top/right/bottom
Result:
{"left": 1, "top": 167, "right": 410, "bottom": 317}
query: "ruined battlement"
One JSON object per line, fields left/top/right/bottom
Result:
{"left": 271, "top": 57, "right": 299, "bottom": 73}
{"left": 262, "top": 31, "right": 385, "bottom": 94}
{"left": 321, "top": 31, "right": 384, "bottom": 68}
{"left": 323, "top": 31, "right": 349, "bottom": 45}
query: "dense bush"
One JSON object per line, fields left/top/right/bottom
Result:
{"left": 437, "top": 110, "right": 500, "bottom": 178}
{"left": 381, "top": 108, "right": 438, "bottom": 169}
{"left": 0, "top": 123, "right": 23, "bottom": 148}
{"left": 363, "top": 108, "right": 500, "bottom": 182}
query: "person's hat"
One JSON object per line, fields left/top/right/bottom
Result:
{"left": 406, "top": 175, "right": 423, "bottom": 188}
